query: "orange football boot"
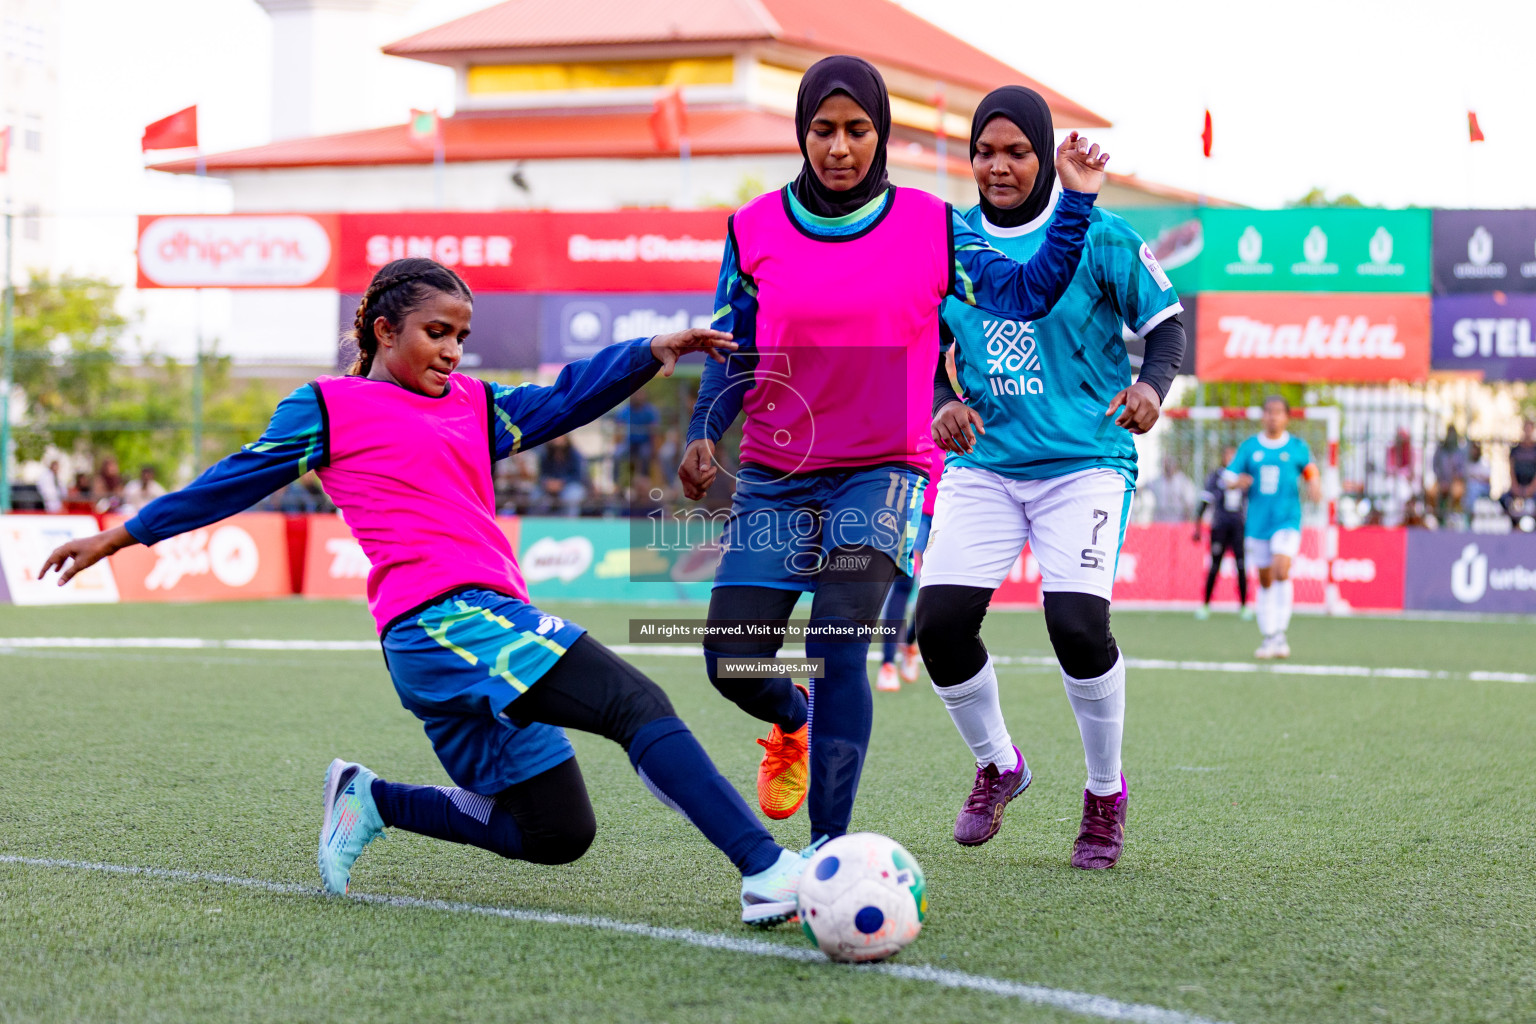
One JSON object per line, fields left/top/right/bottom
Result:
{"left": 756, "top": 683, "right": 810, "bottom": 819}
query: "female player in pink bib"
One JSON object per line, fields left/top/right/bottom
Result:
{"left": 40, "top": 258, "right": 813, "bottom": 927}
{"left": 676, "top": 55, "right": 1109, "bottom": 844}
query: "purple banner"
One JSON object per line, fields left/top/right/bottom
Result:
{"left": 539, "top": 292, "right": 713, "bottom": 364}
{"left": 1431, "top": 293, "right": 1536, "bottom": 380}
{"left": 1432, "top": 210, "right": 1536, "bottom": 294}
{"left": 337, "top": 292, "right": 541, "bottom": 370}
{"left": 1404, "top": 530, "right": 1536, "bottom": 613}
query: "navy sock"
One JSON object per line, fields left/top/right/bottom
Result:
{"left": 628, "top": 716, "right": 782, "bottom": 876}
{"left": 704, "top": 648, "right": 809, "bottom": 732}
{"left": 805, "top": 618, "right": 875, "bottom": 843}
{"left": 880, "top": 574, "right": 915, "bottom": 663}
{"left": 371, "top": 779, "right": 525, "bottom": 860}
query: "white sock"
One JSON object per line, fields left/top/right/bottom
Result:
{"left": 1274, "top": 578, "right": 1294, "bottom": 634}
{"left": 1063, "top": 654, "right": 1125, "bottom": 797}
{"left": 1256, "top": 584, "right": 1274, "bottom": 636}
{"left": 932, "top": 657, "right": 1019, "bottom": 771}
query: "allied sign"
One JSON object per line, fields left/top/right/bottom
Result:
{"left": 1107, "top": 206, "right": 1202, "bottom": 296}
{"left": 1199, "top": 209, "right": 1430, "bottom": 292}
{"left": 137, "top": 214, "right": 340, "bottom": 288}
{"left": 1196, "top": 293, "right": 1431, "bottom": 382}
{"left": 1404, "top": 530, "right": 1536, "bottom": 613}
{"left": 1430, "top": 293, "right": 1536, "bottom": 380}
{"left": 540, "top": 292, "right": 714, "bottom": 363}
{"left": 1432, "top": 209, "right": 1536, "bottom": 293}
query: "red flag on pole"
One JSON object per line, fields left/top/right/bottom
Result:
{"left": 408, "top": 109, "right": 441, "bottom": 149}
{"left": 1468, "top": 111, "right": 1485, "bottom": 143}
{"left": 0, "top": 126, "right": 9, "bottom": 173}
{"left": 1201, "top": 109, "right": 1213, "bottom": 158}
{"left": 650, "top": 88, "right": 687, "bottom": 152}
{"left": 142, "top": 105, "right": 198, "bottom": 151}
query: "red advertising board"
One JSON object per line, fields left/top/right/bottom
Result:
{"left": 337, "top": 210, "right": 730, "bottom": 293}
{"left": 1196, "top": 293, "right": 1431, "bottom": 382}
{"left": 301, "top": 513, "right": 523, "bottom": 599}
{"left": 105, "top": 513, "right": 293, "bottom": 602}
{"left": 992, "top": 524, "right": 1405, "bottom": 611}
{"left": 137, "top": 214, "right": 340, "bottom": 289}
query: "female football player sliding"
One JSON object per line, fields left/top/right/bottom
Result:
{"left": 677, "top": 56, "right": 1109, "bottom": 846}
{"left": 916, "top": 86, "right": 1186, "bottom": 869}
{"left": 39, "top": 258, "right": 811, "bottom": 927}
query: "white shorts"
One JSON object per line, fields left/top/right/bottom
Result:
{"left": 919, "top": 465, "right": 1134, "bottom": 601}
{"left": 1244, "top": 528, "right": 1300, "bottom": 569}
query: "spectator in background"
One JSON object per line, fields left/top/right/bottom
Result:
{"left": 1426, "top": 426, "right": 1467, "bottom": 526}
{"left": 66, "top": 471, "right": 95, "bottom": 512}
{"left": 1148, "top": 456, "right": 1196, "bottom": 523}
{"left": 93, "top": 457, "right": 124, "bottom": 513}
{"left": 535, "top": 434, "right": 587, "bottom": 517}
{"left": 121, "top": 466, "right": 166, "bottom": 515}
{"left": 1465, "top": 441, "right": 1492, "bottom": 507}
{"left": 1382, "top": 427, "right": 1416, "bottom": 524}
{"left": 613, "top": 389, "right": 659, "bottom": 493}
{"left": 36, "top": 459, "right": 64, "bottom": 513}
{"left": 1502, "top": 418, "right": 1536, "bottom": 530}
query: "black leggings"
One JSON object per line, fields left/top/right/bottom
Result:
{"left": 491, "top": 634, "right": 675, "bottom": 864}
{"left": 1205, "top": 521, "right": 1247, "bottom": 606}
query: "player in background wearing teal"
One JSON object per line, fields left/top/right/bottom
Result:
{"left": 1224, "top": 396, "right": 1321, "bottom": 660}
{"left": 914, "top": 87, "right": 1185, "bottom": 868}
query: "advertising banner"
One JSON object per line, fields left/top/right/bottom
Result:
{"left": 1108, "top": 206, "right": 1203, "bottom": 297}
{"left": 104, "top": 513, "right": 292, "bottom": 602}
{"left": 1404, "top": 530, "right": 1536, "bottom": 613}
{"left": 1196, "top": 293, "right": 1431, "bottom": 383}
{"left": 337, "top": 210, "right": 729, "bottom": 293}
{"left": 519, "top": 516, "right": 715, "bottom": 603}
{"left": 338, "top": 292, "right": 541, "bottom": 370}
{"left": 1199, "top": 209, "right": 1430, "bottom": 292}
{"left": 1430, "top": 293, "right": 1536, "bottom": 379}
{"left": 301, "top": 513, "right": 522, "bottom": 600}
{"left": 137, "top": 214, "right": 340, "bottom": 289}
{"left": 540, "top": 292, "right": 714, "bottom": 363}
{"left": 992, "top": 524, "right": 1405, "bottom": 611}
{"left": 1432, "top": 210, "right": 1536, "bottom": 294}
{"left": 0, "top": 515, "right": 119, "bottom": 605}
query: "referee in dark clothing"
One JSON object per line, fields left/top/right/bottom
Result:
{"left": 1193, "top": 444, "right": 1249, "bottom": 619}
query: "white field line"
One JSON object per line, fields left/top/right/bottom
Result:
{"left": 0, "top": 854, "right": 1228, "bottom": 1024}
{"left": 0, "top": 636, "right": 1532, "bottom": 685}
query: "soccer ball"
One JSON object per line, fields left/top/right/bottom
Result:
{"left": 796, "top": 832, "right": 925, "bottom": 963}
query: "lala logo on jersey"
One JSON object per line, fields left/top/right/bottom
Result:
{"left": 982, "top": 318, "right": 1044, "bottom": 396}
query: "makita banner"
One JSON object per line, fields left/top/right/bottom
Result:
{"left": 1431, "top": 293, "right": 1536, "bottom": 380}
{"left": 1199, "top": 209, "right": 1430, "bottom": 292}
{"left": 1432, "top": 210, "right": 1536, "bottom": 294}
{"left": 336, "top": 210, "right": 729, "bottom": 293}
{"left": 1404, "top": 530, "right": 1536, "bottom": 613}
{"left": 540, "top": 292, "right": 714, "bottom": 363}
{"left": 137, "top": 214, "right": 341, "bottom": 289}
{"left": 1196, "top": 293, "right": 1430, "bottom": 382}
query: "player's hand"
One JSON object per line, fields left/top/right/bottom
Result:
{"left": 678, "top": 438, "right": 717, "bottom": 501}
{"left": 37, "top": 525, "right": 136, "bottom": 587}
{"left": 650, "top": 328, "right": 736, "bottom": 378}
{"left": 1055, "top": 131, "right": 1109, "bottom": 194}
{"left": 1104, "top": 381, "right": 1161, "bottom": 434}
{"left": 1233, "top": 473, "right": 1254, "bottom": 491}
{"left": 1307, "top": 478, "right": 1323, "bottom": 504}
{"left": 932, "top": 401, "right": 985, "bottom": 454}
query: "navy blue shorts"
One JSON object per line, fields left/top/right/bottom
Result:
{"left": 382, "top": 588, "right": 588, "bottom": 795}
{"left": 714, "top": 463, "right": 928, "bottom": 591}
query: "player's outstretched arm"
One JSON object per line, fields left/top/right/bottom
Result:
{"left": 39, "top": 524, "right": 136, "bottom": 586}
{"left": 651, "top": 328, "right": 736, "bottom": 377}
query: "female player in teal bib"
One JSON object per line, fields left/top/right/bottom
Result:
{"left": 676, "top": 56, "right": 1110, "bottom": 844}
{"left": 914, "top": 86, "right": 1186, "bottom": 869}
{"left": 1225, "top": 396, "right": 1321, "bottom": 660}
{"left": 40, "top": 258, "right": 814, "bottom": 927}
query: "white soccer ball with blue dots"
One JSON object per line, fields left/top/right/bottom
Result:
{"left": 796, "top": 832, "right": 926, "bottom": 963}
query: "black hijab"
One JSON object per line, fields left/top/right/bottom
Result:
{"left": 970, "top": 85, "right": 1056, "bottom": 229}
{"left": 790, "top": 55, "right": 892, "bottom": 218}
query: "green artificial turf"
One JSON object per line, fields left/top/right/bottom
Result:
{"left": 1, "top": 600, "right": 1532, "bottom": 1024}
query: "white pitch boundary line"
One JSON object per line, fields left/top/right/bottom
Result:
{"left": 0, "top": 854, "right": 1227, "bottom": 1024}
{"left": 0, "top": 637, "right": 1532, "bottom": 685}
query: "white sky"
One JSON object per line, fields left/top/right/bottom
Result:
{"left": 45, "top": 0, "right": 1536, "bottom": 350}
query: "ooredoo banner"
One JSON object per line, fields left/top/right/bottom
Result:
{"left": 1430, "top": 292, "right": 1536, "bottom": 380}
{"left": 301, "top": 513, "right": 523, "bottom": 600}
{"left": 1196, "top": 293, "right": 1431, "bottom": 383}
{"left": 0, "top": 515, "right": 120, "bottom": 605}
{"left": 137, "top": 214, "right": 341, "bottom": 289}
{"left": 1432, "top": 210, "right": 1536, "bottom": 294}
{"left": 105, "top": 513, "right": 292, "bottom": 602}
{"left": 337, "top": 210, "right": 729, "bottom": 293}
{"left": 1404, "top": 530, "right": 1536, "bottom": 613}
{"left": 1200, "top": 209, "right": 1430, "bottom": 292}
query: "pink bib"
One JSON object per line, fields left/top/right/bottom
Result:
{"left": 313, "top": 373, "right": 528, "bottom": 634}
{"left": 732, "top": 187, "right": 950, "bottom": 474}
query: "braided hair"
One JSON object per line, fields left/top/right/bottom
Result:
{"left": 344, "top": 257, "right": 473, "bottom": 376}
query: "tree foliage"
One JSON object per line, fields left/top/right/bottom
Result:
{"left": 1286, "top": 187, "right": 1368, "bottom": 208}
